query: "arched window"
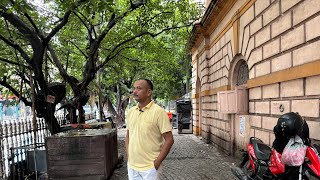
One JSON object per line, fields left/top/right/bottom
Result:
{"left": 236, "top": 61, "right": 249, "bottom": 86}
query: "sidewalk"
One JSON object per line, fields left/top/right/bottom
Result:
{"left": 110, "top": 129, "right": 238, "bottom": 180}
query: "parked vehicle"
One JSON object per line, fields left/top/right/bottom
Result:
{"left": 231, "top": 137, "right": 320, "bottom": 180}
{"left": 176, "top": 99, "right": 191, "bottom": 133}
{"left": 231, "top": 112, "right": 320, "bottom": 180}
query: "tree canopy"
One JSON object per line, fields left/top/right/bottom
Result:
{"left": 0, "top": 0, "right": 203, "bottom": 133}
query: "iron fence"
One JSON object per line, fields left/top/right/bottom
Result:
{"left": 0, "top": 117, "right": 51, "bottom": 179}
{"left": 0, "top": 113, "right": 96, "bottom": 179}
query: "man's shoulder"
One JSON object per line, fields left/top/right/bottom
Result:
{"left": 150, "top": 103, "right": 166, "bottom": 113}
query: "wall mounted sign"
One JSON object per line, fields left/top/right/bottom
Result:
{"left": 239, "top": 116, "right": 245, "bottom": 137}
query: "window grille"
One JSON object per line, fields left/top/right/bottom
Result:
{"left": 237, "top": 62, "right": 249, "bottom": 86}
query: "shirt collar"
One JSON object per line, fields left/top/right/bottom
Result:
{"left": 134, "top": 100, "right": 154, "bottom": 111}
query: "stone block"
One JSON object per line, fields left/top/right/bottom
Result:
{"left": 263, "top": 83, "right": 279, "bottom": 99}
{"left": 271, "top": 11, "right": 292, "bottom": 38}
{"left": 271, "top": 52, "right": 292, "bottom": 72}
{"left": 263, "top": 38, "right": 280, "bottom": 59}
{"left": 250, "top": 128, "right": 255, "bottom": 137}
{"left": 221, "top": 121, "right": 226, "bottom": 131}
{"left": 255, "top": 0, "right": 270, "bottom": 16}
{"left": 293, "top": 0, "right": 320, "bottom": 26}
{"left": 307, "top": 120, "right": 320, "bottom": 140}
{"left": 229, "top": 41, "right": 235, "bottom": 58}
{"left": 255, "top": 101, "right": 270, "bottom": 114}
{"left": 280, "top": 79, "right": 304, "bottom": 97}
{"left": 306, "top": 14, "right": 320, "bottom": 41}
{"left": 262, "top": 116, "right": 278, "bottom": 130}
{"left": 254, "top": 130, "right": 270, "bottom": 145}
{"left": 292, "top": 99, "right": 319, "bottom": 117}
{"left": 216, "top": 50, "right": 223, "bottom": 61}
{"left": 271, "top": 100, "right": 290, "bottom": 115}
{"left": 248, "top": 47, "right": 262, "bottom": 69}
{"left": 46, "top": 129, "right": 118, "bottom": 180}
{"left": 269, "top": 134, "right": 275, "bottom": 147}
{"left": 250, "top": 16, "right": 262, "bottom": 35}
{"left": 263, "top": 1, "right": 280, "bottom": 26}
{"left": 250, "top": 115, "right": 262, "bottom": 128}
{"left": 293, "top": 41, "right": 320, "bottom": 66}
{"left": 306, "top": 75, "right": 320, "bottom": 96}
{"left": 255, "top": 26, "right": 271, "bottom": 47}
{"left": 221, "top": 77, "right": 228, "bottom": 86}
{"left": 249, "top": 67, "right": 255, "bottom": 79}
{"left": 255, "top": 60, "right": 271, "bottom": 77}
{"left": 281, "top": 25, "right": 304, "bottom": 51}
{"left": 225, "top": 56, "right": 231, "bottom": 70}
{"left": 281, "top": 0, "right": 302, "bottom": 13}
{"left": 241, "top": 5, "right": 255, "bottom": 28}
{"left": 249, "top": 87, "right": 262, "bottom": 100}
{"left": 245, "top": 37, "right": 255, "bottom": 61}
{"left": 241, "top": 26, "right": 250, "bottom": 55}
{"left": 249, "top": 102, "right": 255, "bottom": 113}
{"left": 222, "top": 45, "right": 228, "bottom": 57}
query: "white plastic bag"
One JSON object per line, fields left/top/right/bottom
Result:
{"left": 281, "top": 135, "right": 307, "bottom": 166}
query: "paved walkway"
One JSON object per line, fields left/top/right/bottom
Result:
{"left": 110, "top": 129, "right": 238, "bottom": 180}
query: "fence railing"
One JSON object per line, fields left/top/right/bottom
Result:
{"left": 0, "top": 113, "right": 96, "bottom": 179}
{"left": 0, "top": 117, "right": 50, "bottom": 179}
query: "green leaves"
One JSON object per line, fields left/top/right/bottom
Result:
{"left": 0, "top": 0, "right": 203, "bottom": 105}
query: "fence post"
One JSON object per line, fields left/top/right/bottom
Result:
{"left": 0, "top": 123, "right": 3, "bottom": 179}
{"left": 3, "top": 122, "right": 9, "bottom": 178}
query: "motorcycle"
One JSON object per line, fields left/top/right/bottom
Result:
{"left": 231, "top": 137, "right": 320, "bottom": 180}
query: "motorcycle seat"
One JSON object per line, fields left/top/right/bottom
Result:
{"left": 251, "top": 138, "right": 272, "bottom": 161}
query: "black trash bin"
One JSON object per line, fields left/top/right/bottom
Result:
{"left": 176, "top": 99, "right": 192, "bottom": 134}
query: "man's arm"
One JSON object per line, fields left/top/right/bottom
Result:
{"left": 154, "top": 131, "right": 174, "bottom": 170}
{"left": 125, "top": 130, "right": 129, "bottom": 160}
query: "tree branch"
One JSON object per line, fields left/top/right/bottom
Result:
{"left": 67, "top": 40, "right": 88, "bottom": 58}
{"left": 97, "top": 0, "right": 147, "bottom": 44}
{"left": 0, "top": 76, "right": 32, "bottom": 106}
{"left": 23, "top": 10, "right": 41, "bottom": 35}
{"left": 0, "top": 57, "right": 31, "bottom": 70}
{"left": 0, "top": 34, "right": 31, "bottom": 63}
{"left": 119, "top": 53, "right": 139, "bottom": 62}
{"left": 0, "top": 6, "right": 41, "bottom": 48}
{"left": 97, "top": 24, "right": 191, "bottom": 69}
{"left": 47, "top": 44, "right": 79, "bottom": 89}
{"left": 73, "top": 11, "right": 93, "bottom": 40}
{"left": 44, "top": 11, "right": 72, "bottom": 45}
{"left": 44, "top": 0, "right": 88, "bottom": 45}
{"left": 141, "top": 11, "right": 173, "bottom": 27}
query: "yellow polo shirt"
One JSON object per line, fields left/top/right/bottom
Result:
{"left": 126, "top": 101, "right": 172, "bottom": 171}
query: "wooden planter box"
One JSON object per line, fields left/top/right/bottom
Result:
{"left": 46, "top": 129, "right": 118, "bottom": 180}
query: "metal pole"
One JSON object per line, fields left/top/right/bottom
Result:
{"left": 0, "top": 123, "right": 3, "bottom": 179}
{"left": 30, "top": 73, "right": 38, "bottom": 180}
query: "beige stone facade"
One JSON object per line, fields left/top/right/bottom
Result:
{"left": 189, "top": 0, "right": 320, "bottom": 155}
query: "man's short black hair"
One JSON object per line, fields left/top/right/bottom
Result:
{"left": 140, "top": 78, "right": 153, "bottom": 90}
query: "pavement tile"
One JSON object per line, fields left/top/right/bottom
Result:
{"left": 110, "top": 129, "right": 238, "bottom": 180}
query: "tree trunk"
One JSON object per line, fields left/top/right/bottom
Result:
{"left": 104, "top": 96, "right": 116, "bottom": 117}
{"left": 115, "top": 98, "right": 129, "bottom": 128}
{"left": 44, "top": 104, "right": 61, "bottom": 134}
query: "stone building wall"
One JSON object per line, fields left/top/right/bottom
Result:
{"left": 190, "top": 0, "right": 320, "bottom": 154}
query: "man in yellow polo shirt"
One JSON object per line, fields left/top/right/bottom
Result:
{"left": 125, "top": 79, "right": 174, "bottom": 180}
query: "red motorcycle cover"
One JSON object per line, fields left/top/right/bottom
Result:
{"left": 269, "top": 149, "right": 285, "bottom": 175}
{"left": 306, "top": 146, "right": 320, "bottom": 177}
{"left": 248, "top": 144, "right": 257, "bottom": 172}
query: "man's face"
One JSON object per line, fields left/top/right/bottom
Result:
{"left": 132, "top": 80, "right": 152, "bottom": 102}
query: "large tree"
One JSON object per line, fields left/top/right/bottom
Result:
{"left": 98, "top": 27, "right": 194, "bottom": 127}
{"left": 0, "top": 0, "right": 202, "bottom": 134}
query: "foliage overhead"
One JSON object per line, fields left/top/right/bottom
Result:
{"left": 0, "top": 0, "right": 203, "bottom": 133}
